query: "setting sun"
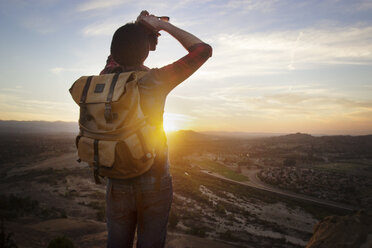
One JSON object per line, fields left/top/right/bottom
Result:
{"left": 163, "top": 120, "right": 178, "bottom": 132}
{"left": 163, "top": 112, "right": 191, "bottom": 132}
{"left": 163, "top": 113, "right": 180, "bottom": 132}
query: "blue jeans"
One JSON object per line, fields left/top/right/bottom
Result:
{"left": 106, "top": 176, "right": 173, "bottom": 248}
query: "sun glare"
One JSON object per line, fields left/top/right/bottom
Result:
{"left": 163, "top": 116, "right": 179, "bottom": 132}
{"left": 163, "top": 112, "right": 190, "bottom": 132}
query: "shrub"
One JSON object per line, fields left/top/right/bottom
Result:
{"left": 47, "top": 236, "right": 75, "bottom": 248}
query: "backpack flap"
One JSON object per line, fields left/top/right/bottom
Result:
{"left": 77, "top": 136, "right": 117, "bottom": 168}
{"left": 69, "top": 72, "right": 136, "bottom": 105}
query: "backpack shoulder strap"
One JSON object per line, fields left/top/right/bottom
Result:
{"left": 80, "top": 76, "right": 93, "bottom": 104}
{"left": 104, "top": 73, "right": 120, "bottom": 122}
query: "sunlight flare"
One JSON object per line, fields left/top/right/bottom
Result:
{"left": 163, "top": 112, "right": 192, "bottom": 132}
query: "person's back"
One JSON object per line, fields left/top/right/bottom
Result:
{"left": 99, "top": 10, "right": 212, "bottom": 248}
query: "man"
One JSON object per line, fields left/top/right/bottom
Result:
{"left": 101, "top": 11, "right": 212, "bottom": 248}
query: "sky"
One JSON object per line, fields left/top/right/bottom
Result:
{"left": 0, "top": 0, "right": 372, "bottom": 135}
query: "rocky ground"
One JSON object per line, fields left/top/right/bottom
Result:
{"left": 306, "top": 211, "right": 372, "bottom": 248}
{"left": 1, "top": 152, "right": 341, "bottom": 248}
{"left": 0, "top": 133, "right": 354, "bottom": 248}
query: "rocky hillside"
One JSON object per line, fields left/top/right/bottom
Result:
{"left": 306, "top": 211, "right": 372, "bottom": 248}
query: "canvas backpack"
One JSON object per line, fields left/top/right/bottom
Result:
{"left": 69, "top": 71, "right": 159, "bottom": 184}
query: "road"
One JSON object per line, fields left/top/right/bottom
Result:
{"left": 200, "top": 168, "right": 356, "bottom": 212}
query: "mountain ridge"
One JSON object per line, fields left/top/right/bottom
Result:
{"left": 0, "top": 120, "right": 79, "bottom": 134}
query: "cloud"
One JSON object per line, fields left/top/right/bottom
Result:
{"left": 0, "top": 92, "right": 77, "bottom": 121}
{"left": 164, "top": 112, "right": 194, "bottom": 121}
{"left": 168, "top": 81, "right": 372, "bottom": 130}
{"left": 82, "top": 19, "right": 124, "bottom": 36}
{"left": 76, "top": 0, "right": 128, "bottom": 12}
{"left": 210, "top": 0, "right": 280, "bottom": 14}
{"left": 49, "top": 66, "right": 99, "bottom": 75}
{"left": 207, "top": 25, "right": 372, "bottom": 78}
{"left": 242, "top": 91, "right": 372, "bottom": 122}
{"left": 191, "top": 91, "right": 372, "bottom": 133}
{"left": 0, "top": 86, "right": 29, "bottom": 94}
{"left": 50, "top": 67, "right": 65, "bottom": 74}
{"left": 288, "top": 31, "right": 304, "bottom": 70}
{"left": 349, "top": 110, "right": 372, "bottom": 121}
{"left": 355, "top": 0, "right": 372, "bottom": 11}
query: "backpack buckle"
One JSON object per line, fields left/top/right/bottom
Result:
{"left": 104, "top": 103, "right": 113, "bottom": 123}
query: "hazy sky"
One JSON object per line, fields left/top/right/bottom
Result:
{"left": 1, "top": 0, "right": 372, "bottom": 134}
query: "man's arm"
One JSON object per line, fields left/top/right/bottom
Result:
{"left": 139, "top": 13, "right": 213, "bottom": 93}
{"left": 139, "top": 14, "right": 204, "bottom": 50}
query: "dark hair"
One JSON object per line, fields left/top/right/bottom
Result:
{"left": 110, "top": 23, "right": 150, "bottom": 67}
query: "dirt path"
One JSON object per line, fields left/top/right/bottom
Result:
{"left": 30, "top": 152, "right": 81, "bottom": 170}
{"left": 7, "top": 152, "right": 83, "bottom": 177}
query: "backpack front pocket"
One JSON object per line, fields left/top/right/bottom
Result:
{"left": 77, "top": 136, "right": 117, "bottom": 168}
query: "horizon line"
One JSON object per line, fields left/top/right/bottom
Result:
{"left": 1, "top": 119, "right": 371, "bottom": 136}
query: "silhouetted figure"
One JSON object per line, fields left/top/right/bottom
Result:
{"left": 100, "top": 11, "right": 212, "bottom": 248}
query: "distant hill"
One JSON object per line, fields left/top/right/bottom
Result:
{"left": 201, "top": 131, "right": 285, "bottom": 139}
{"left": 270, "top": 132, "right": 316, "bottom": 142}
{"left": 268, "top": 132, "right": 372, "bottom": 144}
{"left": 1, "top": 120, "right": 371, "bottom": 146}
{"left": 167, "top": 130, "right": 372, "bottom": 159}
{"left": 0, "top": 120, "right": 79, "bottom": 134}
{"left": 167, "top": 130, "right": 213, "bottom": 142}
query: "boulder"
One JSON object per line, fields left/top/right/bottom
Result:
{"left": 306, "top": 211, "right": 372, "bottom": 248}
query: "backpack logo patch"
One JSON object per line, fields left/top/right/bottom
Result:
{"left": 94, "top": 84, "right": 105, "bottom": 93}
